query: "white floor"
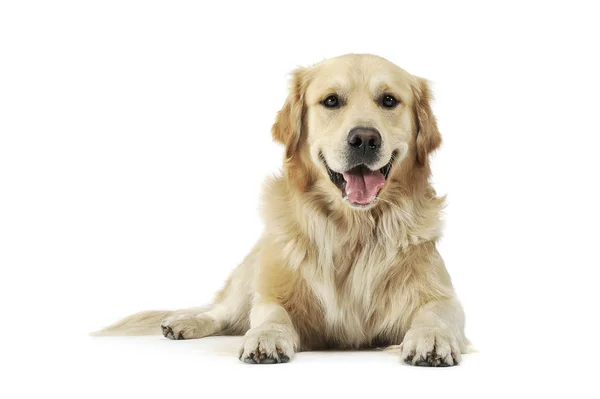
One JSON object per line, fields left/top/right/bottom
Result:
{"left": 9, "top": 334, "right": 577, "bottom": 399}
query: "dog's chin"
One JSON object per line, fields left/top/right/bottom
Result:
{"left": 321, "top": 151, "right": 397, "bottom": 210}
{"left": 343, "top": 197, "right": 379, "bottom": 210}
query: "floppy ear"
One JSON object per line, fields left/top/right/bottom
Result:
{"left": 272, "top": 68, "right": 307, "bottom": 160}
{"left": 413, "top": 78, "right": 442, "bottom": 167}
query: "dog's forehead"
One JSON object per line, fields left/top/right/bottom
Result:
{"left": 306, "top": 55, "right": 415, "bottom": 102}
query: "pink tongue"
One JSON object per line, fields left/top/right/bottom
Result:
{"left": 342, "top": 167, "right": 386, "bottom": 205}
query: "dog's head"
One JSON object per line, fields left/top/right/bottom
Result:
{"left": 273, "top": 54, "right": 441, "bottom": 210}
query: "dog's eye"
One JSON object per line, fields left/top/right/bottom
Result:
{"left": 322, "top": 95, "right": 340, "bottom": 108}
{"left": 381, "top": 94, "right": 399, "bottom": 109}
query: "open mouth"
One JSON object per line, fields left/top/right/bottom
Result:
{"left": 322, "top": 151, "right": 397, "bottom": 207}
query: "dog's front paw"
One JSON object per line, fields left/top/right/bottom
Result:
{"left": 160, "top": 314, "right": 218, "bottom": 340}
{"left": 239, "top": 325, "right": 296, "bottom": 364}
{"left": 400, "top": 326, "right": 461, "bottom": 367}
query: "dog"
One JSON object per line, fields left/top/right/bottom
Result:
{"left": 94, "top": 54, "right": 469, "bottom": 367}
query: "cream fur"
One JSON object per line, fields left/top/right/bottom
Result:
{"left": 94, "top": 54, "right": 469, "bottom": 367}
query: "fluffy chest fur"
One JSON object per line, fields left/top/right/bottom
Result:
{"left": 260, "top": 176, "right": 451, "bottom": 348}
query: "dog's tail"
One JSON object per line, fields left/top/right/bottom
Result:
{"left": 89, "top": 306, "right": 210, "bottom": 336}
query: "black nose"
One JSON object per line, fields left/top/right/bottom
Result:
{"left": 347, "top": 127, "right": 382, "bottom": 162}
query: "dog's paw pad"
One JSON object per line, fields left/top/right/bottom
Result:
{"left": 410, "top": 348, "right": 452, "bottom": 367}
{"left": 161, "top": 325, "right": 175, "bottom": 340}
{"left": 160, "top": 315, "right": 217, "bottom": 340}
{"left": 239, "top": 327, "right": 295, "bottom": 365}
{"left": 400, "top": 327, "right": 461, "bottom": 367}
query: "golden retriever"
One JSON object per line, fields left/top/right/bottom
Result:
{"left": 94, "top": 54, "right": 469, "bottom": 367}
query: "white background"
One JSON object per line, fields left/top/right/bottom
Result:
{"left": 1, "top": 1, "right": 599, "bottom": 398}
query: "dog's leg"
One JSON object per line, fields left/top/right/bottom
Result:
{"left": 160, "top": 304, "right": 235, "bottom": 340}
{"left": 160, "top": 279, "right": 253, "bottom": 340}
{"left": 161, "top": 244, "right": 259, "bottom": 340}
{"left": 400, "top": 297, "right": 468, "bottom": 367}
{"left": 238, "top": 294, "right": 299, "bottom": 364}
